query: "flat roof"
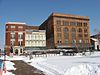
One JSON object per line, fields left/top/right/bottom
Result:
{"left": 51, "top": 12, "right": 89, "bottom": 20}
{"left": 6, "top": 22, "right": 26, "bottom": 24}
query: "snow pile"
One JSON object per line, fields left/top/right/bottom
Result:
{"left": 27, "top": 52, "right": 100, "bottom": 75}
{"left": 5, "top": 61, "right": 16, "bottom": 70}
{"left": 0, "top": 55, "right": 27, "bottom": 61}
{"left": 2, "top": 61, "right": 16, "bottom": 75}
{"left": 2, "top": 71, "right": 15, "bottom": 75}
{"left": 24, "top": 57, "right": 46, "bottom": 63}
{"left": 64, "top": 64, "right": 100, "bottom": 75}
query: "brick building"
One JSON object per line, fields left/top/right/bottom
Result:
{"left": 6, "top": 22, "right": 26, "bottom": 55}
{"left": 6, "top": 13, "right": 91, "bottom": 54}
{"left": 5, "top": 22, "right": 46, "bottom": 55}
{"left": 39, "top": 13, "right": 91, "bottom": 50}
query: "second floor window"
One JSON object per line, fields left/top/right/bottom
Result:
{"left": 18, "top": 34, "right": 23, "bottom": 39}
{"left": 10, "top": 34, "right": 15, "bottom": 39}
{"left": 6, "top": 26, "right": 8, "bottom": 29}
{"left": 11, "top": 26, "right": 16, "bottom": 28}
{"left": 18, "top": 26, "right": 23, "bottom": 28}
{"left": 56, "top": 20, "right": 61, "bottom": 25}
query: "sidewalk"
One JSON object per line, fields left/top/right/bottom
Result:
{"left": 11, "top": 60, "right": 45, "bottom": 75}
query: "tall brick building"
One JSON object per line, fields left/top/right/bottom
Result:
{"left": 39, "top": 13, "right": 91, "bottom": 50}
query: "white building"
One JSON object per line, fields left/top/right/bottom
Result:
{"left": 25, "top": 30, "right": 46, "bottom": 52}
{"left": 91, "top": 38, "right": 100, "bottom": 50}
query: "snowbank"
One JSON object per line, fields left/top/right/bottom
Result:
{"left": 64, "top": 64, "right": 100, "bottom": 75}
{"left": 5, "top": 61, "right": 16, "bottom": 70}
{"left": 28, "top": 52, "right": 100, "bottom": 75}
{"left": 1, "top": 52, "right": 100, "bottom": 75}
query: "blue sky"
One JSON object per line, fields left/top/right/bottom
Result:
{"left": 0, "top": 0, "right": 100, "bottom": 49}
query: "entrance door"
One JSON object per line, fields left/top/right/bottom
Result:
{"left": 97, "top": 45, "right": 99, "bottom": 51}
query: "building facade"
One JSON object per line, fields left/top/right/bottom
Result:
{"left": 6, "top": 22, "right": 26, "bottom": 55}
{"left": 91, "top": 34, "right": 100, "bottom": 50}
{"left": 6, "top": 13, "right": 91, "bottom": 54}
{"left": 5, "top": 22, "right": 46, "bottom": 55}
{"left": 39, "top": 13, "right": 91, "bottom": 50}
{"left": 25, "top": 30, "right": 46, "bottom": 52}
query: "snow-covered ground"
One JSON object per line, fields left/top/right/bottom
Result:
{"left": 25, "top": 52, "right": 100, "bottom": 75}
{"left": 0, "top": 56, "right": 26, "bottom": 75}
{"left": 1, "top": 52, "right": 100, "bottom": 75}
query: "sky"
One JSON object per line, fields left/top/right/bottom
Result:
{"left": 0, "top": 0, "right": 100, "bottom": 50}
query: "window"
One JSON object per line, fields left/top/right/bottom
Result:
{"left": 11, "top": 26, "right": 15, "bottom": 28}
{"left": 6, "top": 26, "right": 8, "bottom": 29}
{"left": 79, "top": 39, "right": 82, "bottom": 43}
{"left": 84, "top": 29, "right": 88, "bottom": 33}
{"left": 84, "top": 34, "right": 88, "bottom": 37}
{"left": 64, "top": 28, "right": 69, "bottom": 33}
{"left": 78, "top": 28, "right": 82, "bottom": 32}
{"left": 62, "top": 21, "right": 69, "bottom": 26}
{"left": 70, "top": 22, "right": 77, "bottom": 26}
{"left": 57, "top": 33, "right": 62, "bottom": 39}
{"left": 18, "top": 41, "right": 22, "bottom": 46}
{"left": 18, "top": 34, "right": 23, "bottom": 39}
{"left": 72, "top": 39, "right": 76, "bottom": 44}
{"left": 77, "top": 22, "right": 82, "bottom": 26}
{"left": 64, "top": 33, "right": 69, "bottom": 39}
{"left": 78, "top": 34, "right": 82, "bottom": 37}
{"left": 56, "top": 20, "right": 61, "bottom": 25}
{"left": 71, "top": 28, "right": 76, "bottom": 32}
{"left": 85, "top": 40, "right": 88, "bottom": 43}
{"left": 72, "top": 33, "right": 76, "bottom": 38}
{"left": 56, "top": 28, "right": 61, "bottom": 32}
{"left": 18, "top": 26, "right": 23, "bottom": 28}
{"left": 10, "top": 41, "right": 15, "bottom": 46}
{"left": 84, "top": 23, "right": 88, "bottom": 27}
{"left": 10, "top": 34, "right": 15, "bottom": 39}
{"left": 65, "top": 39, "right": 69, "bottom": 44}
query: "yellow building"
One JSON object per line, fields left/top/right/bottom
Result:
{"left": 25, "top": 30, "right": 46, "bottom": 51}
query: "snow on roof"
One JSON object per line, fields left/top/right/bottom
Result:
{"left": 6, "top": 22, "right": 26, "bottom": 24}
{"left": 91, "top": 38, "right": 98, "bottom": 41}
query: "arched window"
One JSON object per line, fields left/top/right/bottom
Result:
{"left": 71, "top": 28, "right": 76, "bottom": 32}
{"left": 64, "top": 33, "right": 69, "bottom": 39}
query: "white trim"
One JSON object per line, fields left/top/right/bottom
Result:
{"left": 6, "top": 22, "right": 26, "bottom": 24}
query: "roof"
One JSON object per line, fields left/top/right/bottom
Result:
{"left": 50, "top": 12, "right": 89, "bottom": 20}
{"left": 6, "top": 22, "right": 26, "bottom": 24}
{"left": 91, "top": 38, "right": 98, "bottom": 41}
